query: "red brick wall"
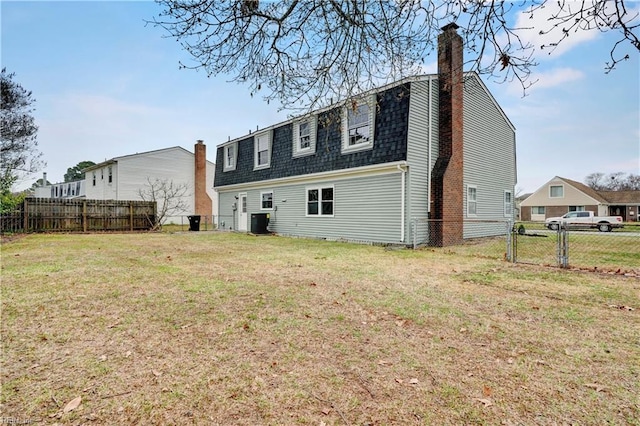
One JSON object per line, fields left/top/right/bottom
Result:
{"left": 194, "top": 141, "right": 212, "bottom": 217}
{"left": 430, "top": 23, "right": 464, "bottom": 247}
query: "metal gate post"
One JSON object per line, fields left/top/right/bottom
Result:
{"left": 506, "top": 221, "right": 513, "bottom": 262}
{"left": 557, "top": 225, "right": 569, "bottom": 268}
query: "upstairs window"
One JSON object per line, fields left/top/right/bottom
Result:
{"left": 549, "top": 185, "right": 564, "bottom": 198}
{"left": 223, "top": 143, "right": 237, "bottom": 172}
{"left": 92, "top": 171, "right": 96, "bottom": 186}
{"left": 293, "top": 116, "right": 317, "bottom": 157}
{"left": 254, "top": 131, "right": 271, "bottom": 170}
{"left": 307, "top": 186, "right": 334, "bottom": 217}
{"left": 342, "top": 96, "right": 375, "bottom": 153}
{"left": 108, "top": 166, "right": 113, "bottom": 183}
{"left": 467, "top": 185, "right": 477, "bottom": 216}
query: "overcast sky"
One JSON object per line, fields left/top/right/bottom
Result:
{"left": 2, "top": 1, "right": 639, "bottom": 194}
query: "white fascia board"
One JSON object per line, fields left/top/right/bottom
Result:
{"left": 215, "top": 161, "right": 409, "bottom": 192}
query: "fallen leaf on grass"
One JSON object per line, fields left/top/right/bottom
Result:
{"left": 395, "top": 378, "right": 403, "bottom": 384}
{"left": 476, "top": 398, "right": 493, "bottom": 407}
{"left": 107, "top": 320, "right": 121, "bottom": 329}
{"left": 152, "top": 370, "right": 162, "bottom": 377}
{"left": 585, "top": 383, "right": 607, "bottom": 392}
{"left": 321, "top": 408, "right": 331, "bottom": 415}
{"left": 63, "top": 396, "right": 82, "bottom": 413}
{"left": 377, "top": 360, "right": 392, "bottom": 366}
{"left": 409, "top": 378, "right": 419, "bottom": 385}
{"left": 483, "top": 385, "right": 492, "bottom": 397}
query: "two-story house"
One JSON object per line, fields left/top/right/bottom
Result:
{"left": 213, "top": 24, "right": 516, "bottom": 246}
{"left": 83, "top": 141, "right": 217, "bottom": 224}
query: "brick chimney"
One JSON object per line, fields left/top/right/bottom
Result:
{"left": 430, "top": 23, "right": 464, "bottom": 247}
{"left": 194, "top": 140, "right": 213, "bottom": 217}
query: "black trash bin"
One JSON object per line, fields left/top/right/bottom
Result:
{"left": 187, "top": 215, "right": 201, "bottom": 231}
{"left": 250, "top": 213, "right": 269, "bottom": 234}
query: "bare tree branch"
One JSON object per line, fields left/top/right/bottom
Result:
{"left": 138, "top": 178, "right": 190, "bottom": 230}
{"left": 149, "top": 0, "right": 639, "bottom": 111}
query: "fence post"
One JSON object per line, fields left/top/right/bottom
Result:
{"left": 557, "top": 225, "right": 569, "bottom": 268}
{"left": 23, "top": 199, "right": 29, "bottom": 231}
{"left": 129, "top": 201, "right": 134, "bottom": 231}
{"left": 82, "top": 201, "right": 87, "bottom": 232}
{"left": 506, "top": 221, "right": 513, "bottom": 262}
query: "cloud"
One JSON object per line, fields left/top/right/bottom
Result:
{"left": 512, "top": 2, "right": 601, "bottom": 59}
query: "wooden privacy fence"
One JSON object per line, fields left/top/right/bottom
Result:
{"left": 1, "top": 198, "right": 156, "bottom": 233}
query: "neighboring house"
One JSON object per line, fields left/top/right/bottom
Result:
{"left": 82, "top": 141, "right": 217, "bottom": 224}
{"left": 515, "top": 193, "right": 532, "bottom": 220}
{"left": 520, "top": 176, "right": 640, "bottom": 222}
{"left": 213, "top": 24, "right": 516, "bottom": 246}
{"left": 34, "top": 173, "right": 86, "bottom": 199}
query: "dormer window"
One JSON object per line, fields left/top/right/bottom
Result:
{"left": 293, "top": 116, "right": 317, "bottom": 157}
{"left": 223, "top": 142, "right": 237, "bottom": 172}
{"left": 254, "top": 131, "right": 272, "bottom": 170}
{"left": 342, "top": 96, "right": 375, "bottom": 153}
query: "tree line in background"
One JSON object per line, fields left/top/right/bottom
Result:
{"left": 585, "top": 172, "right": 640, "bottom": 191}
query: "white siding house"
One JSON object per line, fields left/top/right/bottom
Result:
{"left": 83, "top": 143, "right": 217, "bottom": 224}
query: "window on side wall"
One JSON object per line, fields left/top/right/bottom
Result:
{"left": 307, "top": 186, "right": 334, "bottom": 217}
{"left": 108, "top": 166, "right": 113, "bottom": 184}
{"left": 254, "top": 131, "right": 271, "bottom": 170}
{"left": 342, "top": 96, "right": 374, "bottom": 153}
{"left": 568, "top": 206, "right": 585, "bottom": 212}
{"left": 467, "top": 185, "right": 477, "bottom": 216}
{"left": 549, "top": 185, "right": 564, "bottom": 198}
{"left": 293, "top": 116, "right": 316, "bottom": 157}
{"left": 261, "top": 191, "right": 273, "bottom": 210}
{"left": 223, "top": 143, "right": 237, "bottom": 172}
{"left": 504, "top": 190, "right": 513, "bottom": 217}
{"left": 92, "top": 172, "right": 96, "bottom": 186}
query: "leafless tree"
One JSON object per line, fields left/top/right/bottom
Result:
{"left": 138, "top": 177, "right": 190, "bottom": 230}
{"left": 150, "top": 0, "right": 639, "bottom": 111}
{"left": 585, "top": 172, "right": 640, "bottom": 191}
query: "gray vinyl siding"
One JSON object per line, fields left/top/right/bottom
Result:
{"left": 218, "top": 172, "right": 404, "bottom": 244}
{"left": 406, "top": 78, "right": 439, "bottom": 244}
{"left": 462, "top": 74, "right": 516, "bottom": 238}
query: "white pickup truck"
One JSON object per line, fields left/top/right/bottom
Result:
{"left": 545, "top": 211, "right": 624, "bottom": 232}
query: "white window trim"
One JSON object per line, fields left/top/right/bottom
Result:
{"left": 504, "top": 190, "right": 513, "bottom": 218}
{"left": 306, "top": 185, "right": 335, "bottom": 217}
{"left": 293, "top": 116, "right": 317, "bottom": 158}
{"left": 533, "top": 206, "right": 545, "bottom": 215}
{"left": 341, "top": 96, "right": 375, "bottom": 154}
{"left": 223, "top": 143, "right": 237, "bottom": 172}
{"left": 260, "top": 190, "right": 274, "bottom": 211}
{"left": 549, "top": 184, "right": 564, "bottom": 198}
{"left": 254, "top": 130, "right": 272, "bottom": 170}
{"left": 467, "top": 185, "right": 478, "bottom": 217}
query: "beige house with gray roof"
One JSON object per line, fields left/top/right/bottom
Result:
{"left": 520, "top": 176, "right": 640, "bottom": 222}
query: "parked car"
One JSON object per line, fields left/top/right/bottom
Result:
{"left": 545, "top": 211, "right": 624, "bottom": 232}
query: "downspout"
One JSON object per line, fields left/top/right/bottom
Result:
{"left": 427, "top": 75, "right": 433, "bottom": 217}
{"left": 397, "top": 163, "right": 407, "bottom": 242}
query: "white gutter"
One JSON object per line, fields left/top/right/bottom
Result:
{"left": 217, "top": 160, "right": 408, "bottom": 192}
{"left": 397, "top": 164, "right": 407, "bottom": 242}
{"left": 427, "top": 75, "right": 433, "bottom": 216}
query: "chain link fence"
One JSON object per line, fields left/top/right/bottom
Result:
{"left": 410, "top": 218, "right": 639, "bottom": 274}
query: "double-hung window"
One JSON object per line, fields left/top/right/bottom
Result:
{"left": 532, "top": 206, "right": 545, "bottom": 215}
{"left": 342, "top": 96, "right": 374, "bottom": 153}
{"left": 504, "top": 190, "right": 513, "bottom": 217}
{"left": 467, "top": 185, "right": 477, "bottom": 216}
{"left": 108, "top": 166, "right": 113, "bottom": 184}
{"left": 261, "top": 191, "right": 273, "bottom": 210}
{"left": 293, "top": 116, "right": 316, "bottom": 157}
{"left": 254, "top": 131, "right": 271, "bottom": 170}
{"left": 307, "top": 186, "right": 334, "bottom": 216}
{"left": 223, "top": 143, "right": 237, "bottom": 172}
